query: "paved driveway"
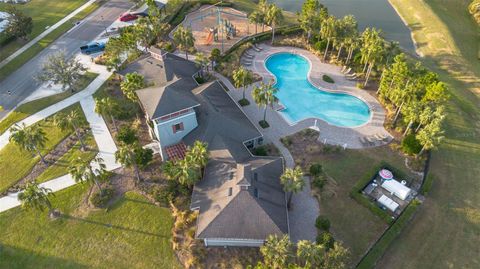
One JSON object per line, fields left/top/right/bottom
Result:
{"left": 288, "top": 177, "right": 319, "bottom": 242}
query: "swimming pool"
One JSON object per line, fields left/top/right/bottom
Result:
{"left": 265, "top": 53, "right": 371, "bottom": 127}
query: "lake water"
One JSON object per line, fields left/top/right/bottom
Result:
{"left": 270, "top": 0, "right": 415, "bottom": 52}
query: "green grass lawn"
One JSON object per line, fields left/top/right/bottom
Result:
{"left": 374, "top": 1, "right": 480, "bottom": 268}
{"left": 0, "top": 0, "right": 88, "bottom": 62}
{"left": 0, "top": 1, "right": 102, "bottom": 81}
{"left": 285, "top": 132, "right": 419, "bottom": 265}
{"left": 0, "top": 72, "right": 98, "bottom": 135}
{"left": 35, "top": 134, "right": 98, "bottom": 183}
{"left": 0, "top": 185, "right": 181, "bottom": 269}
{"left": 0, "top": 104, "right": 84, "bottom": 193}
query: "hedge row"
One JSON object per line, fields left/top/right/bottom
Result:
{"left": 350, "top": 161, "right": 409, "bottom": 224}
{"left": 356, "top": 199, "right": 420, "bottom": 269}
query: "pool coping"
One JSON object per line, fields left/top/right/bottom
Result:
{"left": 238, "top": 45, "right": 392, "bottom": 149}
{"left": 262, "top": 51, "right": 374, "bottom": 128}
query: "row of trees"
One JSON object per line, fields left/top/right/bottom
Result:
{"left": 250, "top": 234, "right": 348, "bottom": 269}
{"left": 299, "top": 0, "right": 401, "bottom": 87}
{"left": 248, "top": 0, "right": 283, "bottom": 43}
{"left": 378, "top": 54, "right": 448, "bottom": 155}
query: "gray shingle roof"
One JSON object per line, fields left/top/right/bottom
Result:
{"left": 136, "top": 77, "right": 199, "bottom": 120}
{"left": 191, "top": 135, "right": 288, "bottom": 240}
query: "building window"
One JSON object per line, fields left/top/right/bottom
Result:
{"left": 254, "top": 173, "right": 258, "bottom": 181}
{"left": 172, "top": 122, "right": 184, "bottom": 133}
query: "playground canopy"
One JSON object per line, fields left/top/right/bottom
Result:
{"left": 381, "top": 179, "right": 412, "bottom": 201}
{"left": 378, "top": 194, "right": 399, "bottom": 212}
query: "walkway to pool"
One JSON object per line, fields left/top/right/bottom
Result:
{"left": 235, "top": 45, "right": 392, "bottom": 149}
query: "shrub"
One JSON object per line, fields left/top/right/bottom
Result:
{"left": 259, "top": 120, "right": 269, "bottom": 129}
{"left": 116, "top": 125, "right": 138, "bottom": 145}
{"left": 238, "top": 98, "right": 250, "bottom": 106}
{"left": 401, "top": 134, "right": 422, "bottom": 155}
{"left": 312, "top": 175, "right": 326, "bottom": 190}
{"left": 309, "top": 163, "right": 323, "bottom": 177}
{"left": 314, "top": 40, "right": 327, "bottom": 52}
{"left": 194, "top": 75, "right": 206, "bottom": 84}
{"left": 151, "top": 181, "right": 190, "bottom": 205}
{"left": 315, "top": 216, "right": 331, "bottom": 231}
{"left": 252, "top": 146, "right": 268, "bottom": 156}
{"left": 316, "top": 231, "right": 335, "bottom": 250}
{"left": 90, "top": 187, "right": 114, "bottom": 208}
{"left": 356, "top": 82, "right": 365, "bottom": 89}
{"left": 280, "top": 137, "right": 292, "bottom": 147}
{"left": 322, "top": 75, "right": 334, "bottom": 83}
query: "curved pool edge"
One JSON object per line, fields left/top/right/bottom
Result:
{"left": 262, "top": 51, "right": 374, "bottom": 129}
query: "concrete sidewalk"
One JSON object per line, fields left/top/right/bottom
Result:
{"left": 0, "top": 71, "right": 110, "bottom": 150}
{"left": 0, "top": 89, "right": 119, "bottom": 213}
{"left": 0, "top": 0, "right": 98, "bottom": 69}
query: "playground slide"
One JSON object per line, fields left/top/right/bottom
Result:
{"left": 205, "top": 32, "right": 214, "bottom": 45}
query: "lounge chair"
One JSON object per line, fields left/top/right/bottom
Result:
{"left": 244, "top": 54, "right": 254, "bottom": 59}
{"left": 347, "top": 72, "right": 357, "bottom": 77}
{"left": 359, "top": 137, "right": 369, "bottom": 145}
{"left": 346, "top": 75, "right": 358, "bottom": 80}
{"left": 252, "top": 46, "right": 261, "bottom": 52}
{"left": 366, "top": 136, "right": 376, "bottom": 145}
{"left": 341, "top": 66, "right": 347, "bottom": 73}
{"left": 343, "top": 67, "right": 352, "bottom": 74}
{"left": 374, "top": 134, "right": 385, "bottom": 142}
{"left": 254, "top": 44, "right": 263, "bottom": 51}
{"left": 376, "top": 133, "right": 389, "bottom": 141}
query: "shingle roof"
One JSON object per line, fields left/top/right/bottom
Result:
{"left": 136, "top": 77, "right": 199, "bottom": 119}
{"left": 191, "top": 135, "right": 288, "bottom": 240}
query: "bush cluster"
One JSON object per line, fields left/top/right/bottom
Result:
{"left": 90, "top": 187, "right": 114, "bottom": 208}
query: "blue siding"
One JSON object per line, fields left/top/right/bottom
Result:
{"left": 154, "top": 112, "right": 198, "bottom": 147}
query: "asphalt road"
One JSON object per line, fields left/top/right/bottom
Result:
{"left": 0, "top": 0, "right": 132, "bottom": 119}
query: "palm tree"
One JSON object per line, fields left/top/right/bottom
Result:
{"left": 188, "top": 140, "right": 209, "bottom": 171}
{"left": 416, "top": 115, "right": 445, "bottom": 156}
{"left": 172, "top": 25, "right": 195, "bottom": 60}
{"left": 252, "top": 81, "right": 279, "bottom": 125}
{"left": 257, "top": 0, "right": 269, "bottom": 31}
{"left": 120, "top": 72, "right": 145, "bottom": 102}
{"left": 299, "top": 0, "right": 324, "bottom": 40}
{"left": 280, "top": 166, "right": 305, "bottom": 209}
{"left": 360, "top": 28, "right": 386, "bottom": 86}
{"left": 18, "top": 181, "right": 54, "bottom": 216}
{"left": 265, "top": 4, "right": 283, "bottom": 44}
{"left": 320, "top": 16, "right": 337, "bottom": 61}
{"left": 297, "top": 240, "right": 324, "bottom": 268}
{"left": 260, "top": 234, "right": 292, "bottom": 269}
{"left": 69, "top": 156, "right": 107, "bottom": 202}
{"left": 209, "top": 48, "right": 221, "bottom": 68}
{"left": 115, "top": 143, "right": 140, "bottom": 182}
{"left": 9, "top": 123, "right": 48, "bottom": 165}
{"left": 248, "top": 10, "right": 263, "bottom": 35}
{"left": 195, "top": 52, "right": 210, "bottom": 78}
{"left": 95, "top": 97, "right": 118, "bottom": 131}
{"left": 233, "top": 66, "right": 254, "bottom": 102}
{"left": 53, "top": 109, "right": 87, "bottom": 151}
{"left": 177, "top": 155, "right": 201, "bottom": 186}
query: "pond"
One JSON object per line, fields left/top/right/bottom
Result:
{"left": 269, "top": 0, "right": 415, "bottom": 53}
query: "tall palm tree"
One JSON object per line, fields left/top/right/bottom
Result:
{"left": 172, "top": 25, "right": 195, "bottom": 60}
{"left": 188, "top": 140, "right": 209, "bottom": 171}
{"left": 177, "top": 155, "right": 200, "bottom": 186}
{"left": 280, "top": 166, "right": 305, "bottom": 209}
{"left": 248, "top": 10, "right": 262, "bottom": 35}
{"left": 320, "top": 16, "right": 337, "bottom": 61}
{"left": 266, "top": 4, "right": 283, "bottom": 44}
{"left": 233, "top": 66, "right": 254, "bottom": 101}
{"left": 120, "top": 72, "right": 145, "bottom": 102}
{"left": 260, "top": 234, "right": 292, "bottom": 269}
{"left": 95, "top": 97, "right": 118, "bottom": 131}
{"left": 299, "top": 0, "right": 323, "bottom": 40}
{"left": 252, "top": 81, "right": 279, "bottom": 125}
{"left": 69, "top": 156, "right": 107, "bottom": 202}
{"left": 9, "top": 123, "right": 48, "bottom": 165}
{"left": 18, "top": 181, "right": 54, "bottom": 216}
{"left": 297, "top": 240, "right": 324, "bottom": 268}
{"left": 416, "top": 114, "right": 445, "bottom": 156}
{"left": 195, "top": 52, "right": 210, "bottom": 78}
{"left": 53, "top": 109, "right": 87, "bottom": 151}
{"left": 115, "top": 143, "right": 140, "bottom": 182}
{"left": 257, "top": 0, "right": 269, "bottom": 32}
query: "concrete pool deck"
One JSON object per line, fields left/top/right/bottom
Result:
{"left": 238, "top": 45, "right": 392, "bottom": 149}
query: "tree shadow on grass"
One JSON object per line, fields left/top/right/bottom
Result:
{"left": 61, "top": 214, "right": 169, "bottom": 239}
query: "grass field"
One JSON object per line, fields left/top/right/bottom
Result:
{"left": 374, "top": 1, "right": 480, "bottom": 268}
{"left": 0, "top": 72, "right": 98, "bottom": 135}
{"left": 0, "top": 0, "right": 87, "bottom": 62}
{"left": 0, "top": 1, "right": 102, "bottom": 81}
{"left": 35, "top": 134, "right": 98, "bottom": 183}
{"left": 0, "top": 185, "right": 181, "bottom": 269}
{"left": 285, "top": 132, "right": 419, "bottom": 265}
{"left": 0, "top": 104, "right": 84, "bottom": 193}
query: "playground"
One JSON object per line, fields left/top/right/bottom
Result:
{"left": 180, "top": 4, "right": 270, "bottom": 55}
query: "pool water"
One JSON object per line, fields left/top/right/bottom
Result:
{"left": 265, "top": 53, "right": 371, "bottom": 127}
